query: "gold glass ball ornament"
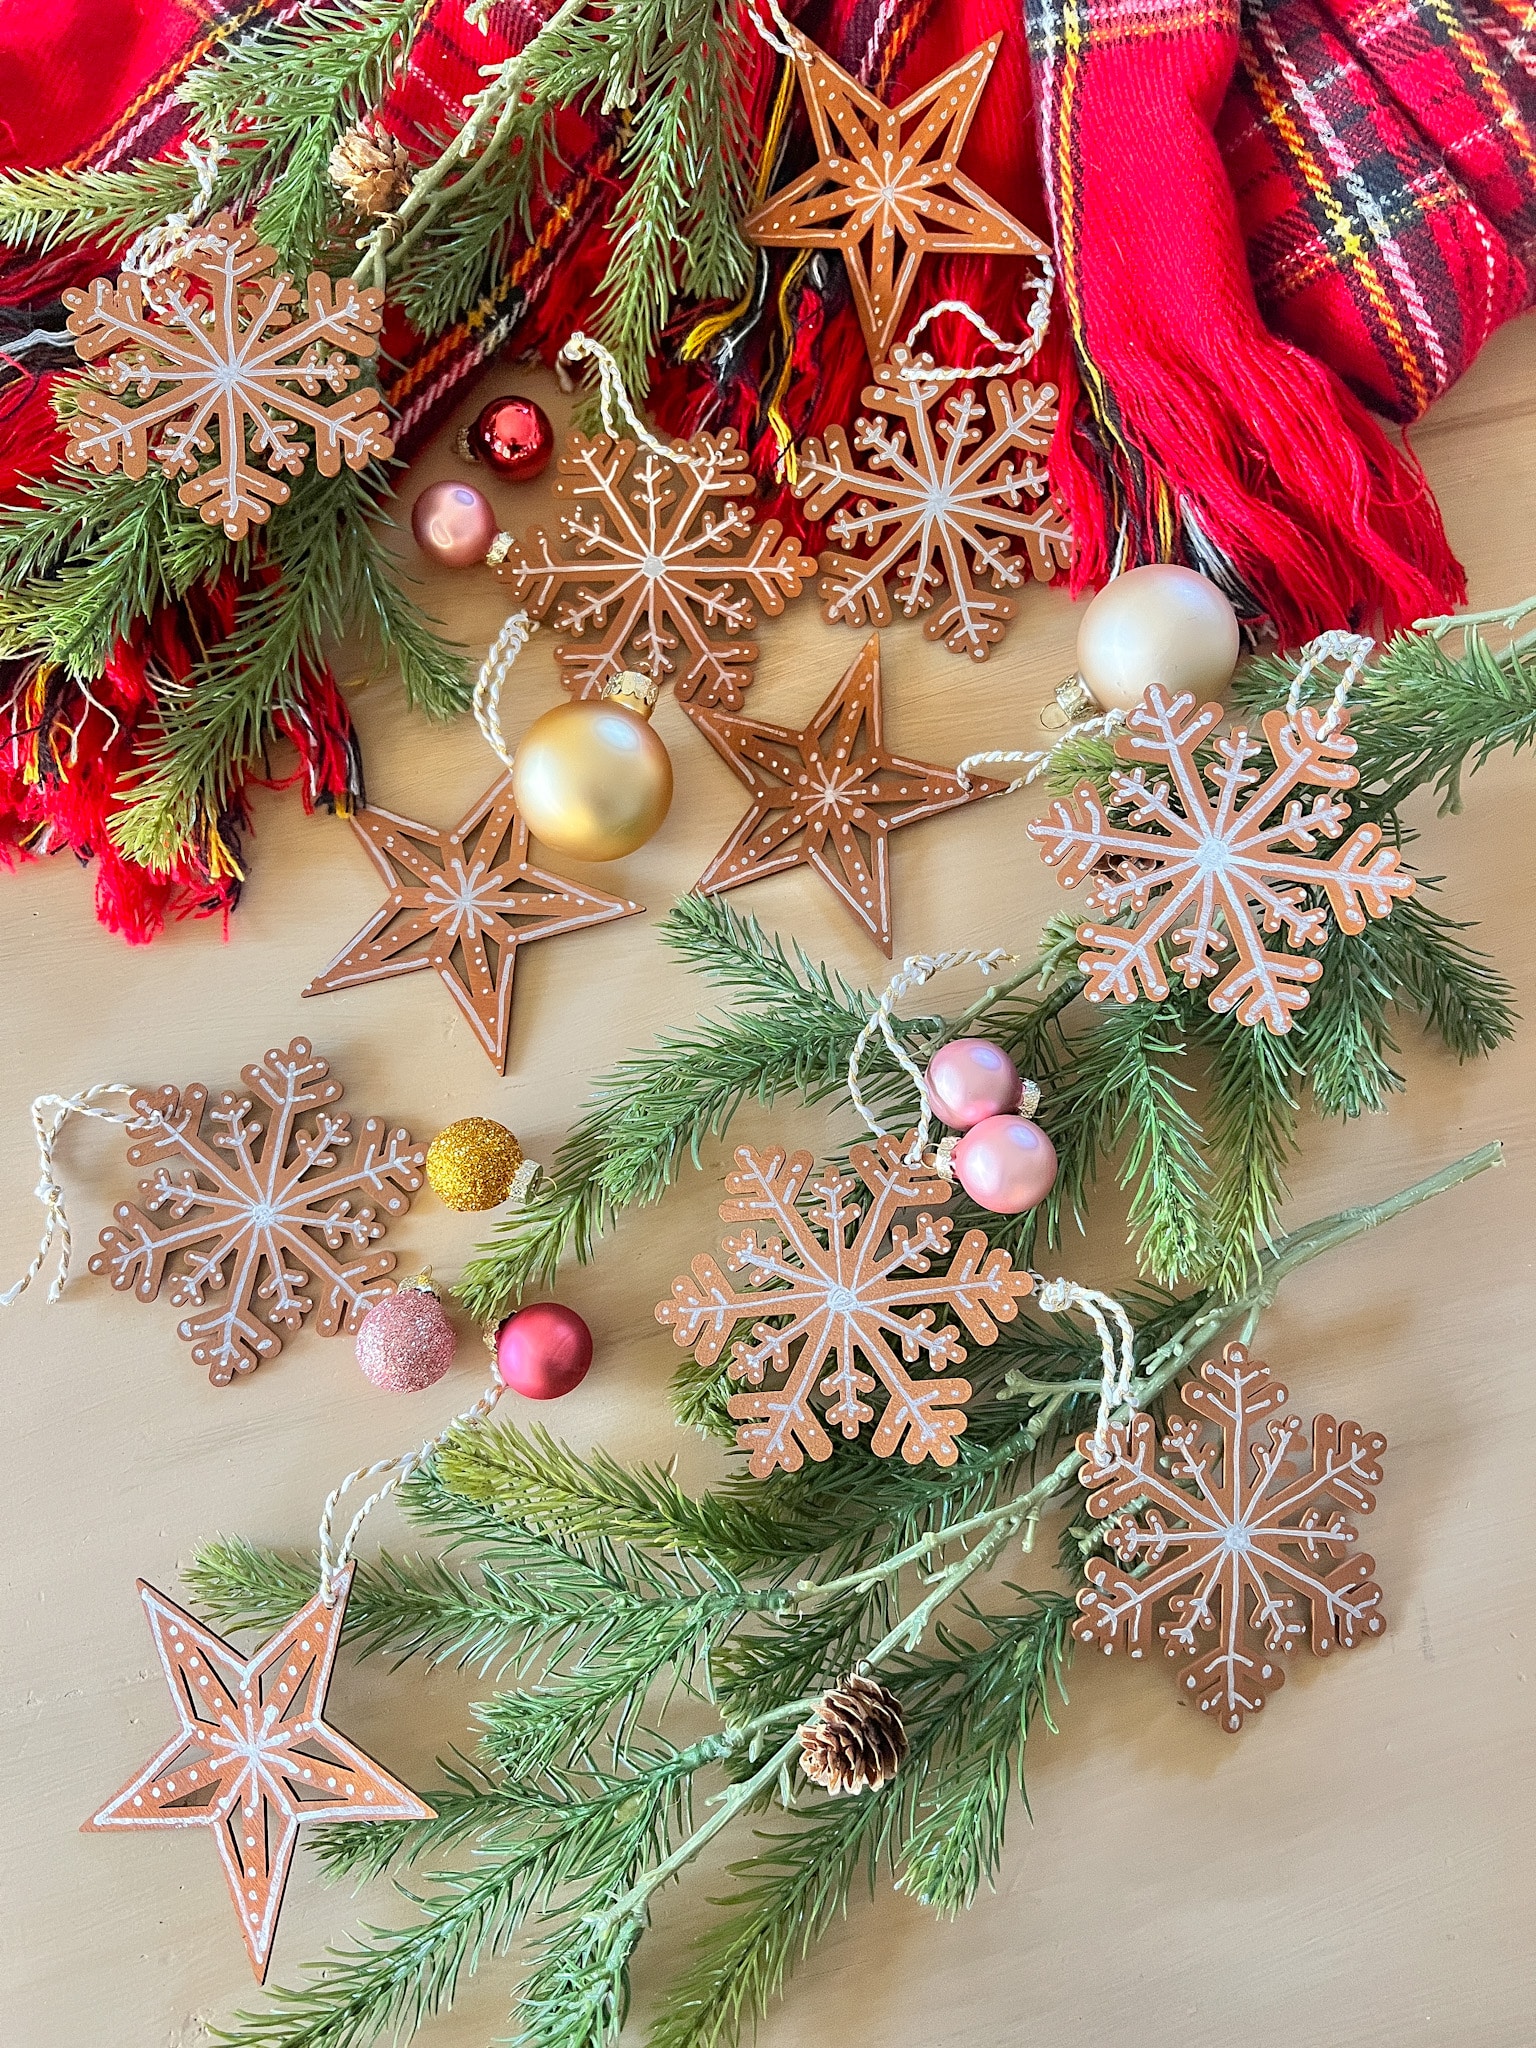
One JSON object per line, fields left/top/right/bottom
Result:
{"left": 511, "top": 672, "right": 674, "bottom": 862}
{"left": 1074, "top": 564, "right": 1241, "bottom": 714}
{"left": 425, "top": 1116, "right": 525, "bottom": 1213}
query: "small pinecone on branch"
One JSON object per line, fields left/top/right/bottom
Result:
{"left": 798, "top": 1673, "right": 907, "bottom": 1796}
{"left": 328, "top": 121, "right": 413, "bottom": 216}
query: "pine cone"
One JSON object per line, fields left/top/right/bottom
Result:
{"left": 798, "top": 1673, "right": 907, "bottom": 1796}
{"left": 328, "top": 123, "right": 413, "bottom": 216}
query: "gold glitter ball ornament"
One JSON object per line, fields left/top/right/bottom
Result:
{"left": 425, "top": 1117, "right": 525, "bottom": 1212}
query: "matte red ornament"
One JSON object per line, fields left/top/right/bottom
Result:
{"left": 466, "top": 393, "right": 554, "bottom": 480}
{"left": 88, "top": 1039, "right": 423, "bottom": 1384}
{"left": 303, "top": 772, "right": 643, "bottom": 1073}
{"left": 495, "top": 1301, "right": 593, "bottom": 1399}
{"left": 691, "top": 634, "right": 1004, "bottom": 954}
{"left": 83, "top": 1569, "right": 433, "bottom": 1980}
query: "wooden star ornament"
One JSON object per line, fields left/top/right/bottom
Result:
{"left": 742, "top": 27, "right": 1047, "bottom": 365}
{"left": 304, "top": 772, "right": 642, "bottom": 1071}
{"left": 84, "top": 1569, "right": 432, "bottom": 1981}
{"left": 691, "top": 634, "right": 1003, "bottom": 953}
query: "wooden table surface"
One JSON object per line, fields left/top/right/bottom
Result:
{"left": 3, "top": 322, "right": 1534, "bottom": 2048}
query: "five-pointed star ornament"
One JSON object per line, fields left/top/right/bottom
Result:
{"left": 304, "top": 772, "right": 642, "bottom": 1072}
{"left": 691, "top": 634, "right": 1004, "bottom": 953}
{"left": 741, "top": 27, "right": 1048, "bottom": 364}
{"left": 84, "top": 1570, "right": 432, "bottom": 1981}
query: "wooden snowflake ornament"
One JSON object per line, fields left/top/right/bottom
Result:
{"left": 304, "top": 772, "right": 642, "bottom": 1072}
{"left": 1028, "top": 687, "right": 1415, "bottom": 1033}
{"left": 1075, "top": 1344, "right": 1388, "bottom": 1731}
{"left": 89, "top": 1040, "right": 423, "bottom": 1383}
{"left": 493, "top": 427, "right": 816, "bottom": 710}
{"left": 794, "top": 347, "right": 1071, "bottom": 661}
{"left": 84, "top": 1570, "right": 432, "bottom": 1980}
{"left": 691, "top": 634, "right": 1004, "bottom": 953}
{"left": 742, "top": 28, "right": 1047, "bottom": 365}
{"left": 657, "top": 1133, "right": 1036, "bottom": 1476}
{"left": 63, "top": 212, "right": 392, "bottom": 538}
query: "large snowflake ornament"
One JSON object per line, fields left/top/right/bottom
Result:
{"left": 89, "top": 1039, "right": 423, "bottom": 1384}
{"left": 1028, "top": 686, "right": 1415, "bottom": 1033}
{"left": 793, "top": 346, "right": 1071, "bottom": 662}
{"left": 63, "top": 212, "right": 393, "bottom": 539}
{"left": 656, "top": 1134, "right": 1036, "bottom": 1477}
{"left": 494, "top": 428, "right": 816, "bottom": 710}
{"left": 1074, "top": 1344, "right": 1387, "bottom": 1732}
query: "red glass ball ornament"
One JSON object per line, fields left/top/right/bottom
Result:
{"left": 926, "top": 1038, "right": 1023, "bottom": 1131}
{"left": 469, "top": 394, "right": 554, "bottom": 482}
{"left": 951, "top": 1115, "right": 1059, "bottom": 1216}
{"left": 495, "top": 1301, "right": 593, "bottom": 1400}
{"left": 411, "top": 479, "right": 498, "bottom": 568}
{"left": 355, "top": 1281, "right": 457, "bottom": 1392}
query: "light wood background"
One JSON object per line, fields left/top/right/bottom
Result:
{"left": 3, "top": 320, "right": 1534, "bottom": 2048}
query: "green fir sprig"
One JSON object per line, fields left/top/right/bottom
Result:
{"left": 193, "top": 1145, "right": 1499, "bottom": 2048}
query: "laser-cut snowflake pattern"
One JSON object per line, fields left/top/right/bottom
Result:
{"left": 494, "top": 428, "right": 816, "bottom": 710}
{"left": 793, "top": 345, "right": 1071, "bottom": 662}
{"left": 89, "top": 1039, "right": 423, "bottom": 1384}
{"left": 1074, "top": 1343, "right": 1388, "bottom": 1732}
{"left": 62, "top": 212, "right": 393, "bottom": 539}
{"left": 656, "top": 1134, "right": 1035, "bottom": 1477}
{"left": 1028, "top": 686, "right": 1416, "bottom": 1034}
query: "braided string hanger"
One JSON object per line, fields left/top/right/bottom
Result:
{"left": 1033, "top": 1277, "right": 1137, "bottom": 1463}
{"left": 1, "top": 1086, "right": 138, "bottom": 1308}
{"left": 846, "top": 951, "right": 1039, "bottom": 1172}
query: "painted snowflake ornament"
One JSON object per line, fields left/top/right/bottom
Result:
{"left": 1028, "top": 686, "right": 1415, "bottom": 1033}
{"left": 494, "top": 428, "right": 816, "bottom": 710}
{"left": 63, "top": 212, "right": 393, "bottom": 538}
{"left": 1075, "top": 1343, "right": 1387, "bottom": 1731}
{"left": 793, "top": 346, "right": 1071, "bottom": 662}
{"left": 89, "top": 1039, "right": 423, "bottom": 1383}
{"left": 657, "top": 1134, "right": 1035, "bottom": 1476}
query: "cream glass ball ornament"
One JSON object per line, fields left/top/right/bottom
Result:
{"left": 1075, "top": 564, "right": 1241, "bottom": 714}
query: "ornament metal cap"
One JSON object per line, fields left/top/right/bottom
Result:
{"left": 455, "top": 423, "right": 479, "bottom": 463}
{"left": 485, "top": 530, "right": 515, "bottom": 568}
{"left": 601, "top": 670, "right": 661, "bottom": 718}
{"left": 1041, "top": 674, "right": 1098, "bottom": 728}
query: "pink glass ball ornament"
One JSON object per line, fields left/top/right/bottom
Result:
{"left": 951, "top": 1114, "right": 1059, "bottom": 1216}
{"left": 411, "top": 479, "right": 499, "bottom": 568}
{"left": 925, "top": 1038, "right": 1023, "bottom": 1132}
{"left": 495, "top": 1301, "right": 594, "bottom": 1400}
{"left": 355, "top": 1278, "right": 457, "bottom": 1392}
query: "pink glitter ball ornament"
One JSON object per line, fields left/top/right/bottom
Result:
{"left": 925, "top": 1038, "right": 1023, "bottom": 1131}
{"left": 355, "top": 1276, "right": 457, "bottom": 1391}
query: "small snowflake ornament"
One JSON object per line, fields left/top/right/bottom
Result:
{"left": 89, "top": 1039, "right": 423, "bottom": 1383}
{"left": 494, "top": 427, "right": 816, "bottom": 710}
{"left": 63, "top": 213, "right": 393, "bottom": 539}
{"left": 1028, "top": 686, "right": 1415, "bottom": 1033}
{"left": 793, "top": 346, "right": 1071, "bottom": 662}
{"left": 657, "top": 1134, "right": 1035, "bottom": 1476}
{"left": 1075, "top": 1343, "right": 1387, "bottom": 1731}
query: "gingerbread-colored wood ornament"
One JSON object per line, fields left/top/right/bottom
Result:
{"left": 741, "top": 27, "right": 1047, "bottom": 365}
{"left": 88, "top": 1038, "right": 423, "bottom": 1384}
{"left": 1028, "top": 686, "right": 1416, "bottom": 1033}
{"left": 84, "top": 1568, "right": 433, "bottom": 1981}
{"left": 493, "top": 427, "right": 816, "bottom": 711}
{"left": 1074, "top": 1343, "right": 1388, "bottom": 1731}
{"left": 63, "top": 212, "right": 392, "bottom": 539}
{"left": 657, "top": 1133, "right": 1036, "bottom": 1476}
{"left": 794, "top": 345, "right": 1071, "bottom": 661}
{"left": 304, "top": 772, "right": 642, "bottom": 1072}
{"left": 690, "top": 634, "right": 1003, "bottom": 953}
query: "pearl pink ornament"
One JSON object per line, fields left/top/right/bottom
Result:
{"left": 925, "top": 1038, "right": 1023, "bottom": 1132}
{"left": 951, "top": 1115, "right": 1059, "bottom": 1216}
{"left": 1076, "top": 564, "right": 1240, "bottom": 714}
{"left": 495, "top": 1301, "right": 593, "bottom": 1400}
{"left": 355, "top": 1278, "right": 457, "bottom": 1392}
{"left": 411, "top": 479, "right": 499, "bottom": 568}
